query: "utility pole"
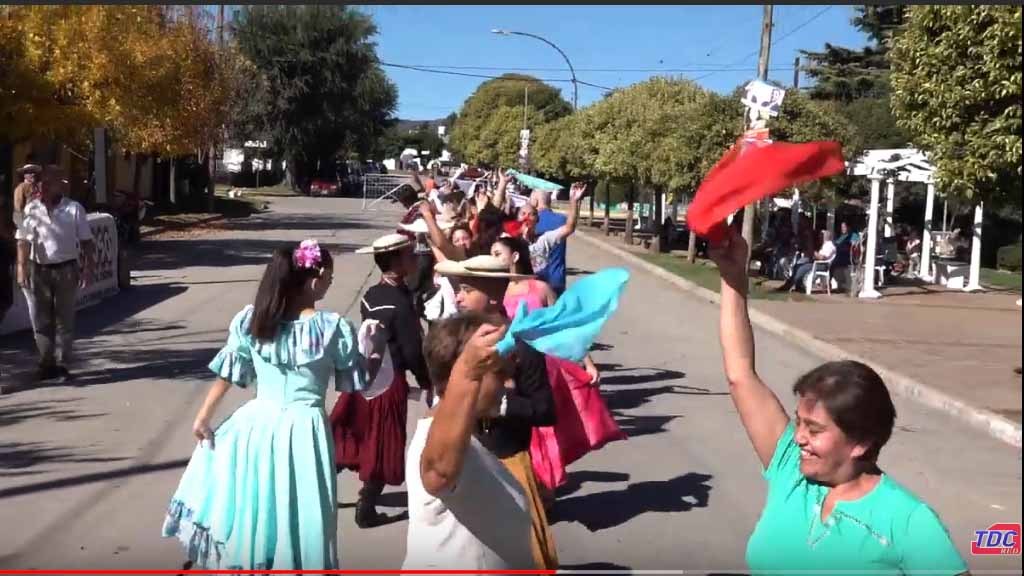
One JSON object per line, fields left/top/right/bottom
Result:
{"left": 519, "top": 84, "right": 530, "bottom": 173}
{"left": 740, "top": 4, "right": 773, "bottom": 263}
{"left": 793, "top": 56, "right": 800, "bottom": 89}
{"left": 207, "top": 4, "right": 225, "bottom": 211}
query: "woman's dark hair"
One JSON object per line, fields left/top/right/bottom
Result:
{"left": 469, "top": 204, "right": 508, "bottom": 257}
{"left": 395, "top": 185, "right": 419, "bottom": 209}
{"left": 423, "top": 311, "right": 509, "bottom": 397}
{"left": 250, "top": 247, "right": 334, "bottom": 341}
{"left": 793, "top": 360, "right": 896, "bottom": 462}
{"left": 450, "top": 223, "right": 473, "bottom": 240}
{"left": 494, "top": 236, "right": 534, "bottom": 275}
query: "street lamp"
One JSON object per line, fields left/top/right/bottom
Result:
{"left": 491, "top": 28, "right": 578, "bottom": 111}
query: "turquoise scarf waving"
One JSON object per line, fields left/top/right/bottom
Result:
{"left": 497, "top": 268, "right": 630, "bottom": 361}
{"left": 507, "top": 169, "right": 564, "bottom": 193}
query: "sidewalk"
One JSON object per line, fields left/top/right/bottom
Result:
{"left": 575, "top": 228, "right": 1022, "bottom": 443}
{"left": 753, "top": 287, "right": 1022, "bottom": 422}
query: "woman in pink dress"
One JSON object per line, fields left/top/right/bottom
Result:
{"left": 491, "top": 236, "right": 626, "bottom": 508}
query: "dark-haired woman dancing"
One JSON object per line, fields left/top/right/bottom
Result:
{"left": 162, "top": 239, "right": 388, "bottom": 571}
{"left": 710, "top": 227, "right": 967, "bottom": 575}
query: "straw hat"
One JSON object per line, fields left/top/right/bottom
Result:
{"left": 399, "top": 217, "right": 454, "bottom": 235}
{"left": 16, "top": 164, "right": 42, "bottom": 176}
{"left": 355, "top": 233, "right": 413, "bottom": 255}
{"left": 435, "top": 255, "right": 533, "bottom": 280}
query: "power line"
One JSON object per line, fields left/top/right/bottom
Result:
{"left": 381, "top": 62, "right": 615, "bottom": 91}
{"left": 692, "top": 5, "right": 833, "bottom": 82}
{"left": 378, "top": 63, "right": 795, "bottom": 73}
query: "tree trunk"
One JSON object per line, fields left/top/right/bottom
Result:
{"left": 603, "top": 180, "right": 611, "bottom": 236}
{"left": 624, "top": 181, "right": 635, "bottom": 246}
{"left": 652, "top": 188, "right": 664, "bottom": 253}
{"left": 206, "top": 144, "right": 217, "bottom": 213}
{"left": 688, "top": 230, "right": 698, "bottom": 263}
{"left": 287, "top": 156, "right": 307, "bottom": 195}
{"left": 169, "top": 159, "right": 177, "bottom": 206}
{"left": 588, "top": 187, "right": 595, "bottom": 227}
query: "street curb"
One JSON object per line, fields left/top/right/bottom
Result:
{"left": 575, "top": 229, "right": 1023, "bottom": 449}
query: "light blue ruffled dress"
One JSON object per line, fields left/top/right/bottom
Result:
{"left": 162, "top": 305, "right": 367, "bottom": 571}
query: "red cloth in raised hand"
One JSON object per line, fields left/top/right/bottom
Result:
{"left": 687, "top": 140, "right": 846, "bottom": 243}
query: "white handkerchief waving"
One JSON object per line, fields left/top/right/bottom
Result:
{"left": 357, "top": 319, "right": 394, "bottom": 400}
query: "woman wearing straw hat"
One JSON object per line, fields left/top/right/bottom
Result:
{"left": 434, "top": 255, "right": 559, "bottom": 570}
{"left": 330, "top": 233, "right": 433, "bottom": 528}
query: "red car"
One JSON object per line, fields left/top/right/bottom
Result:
{"left": 309, "top": 178, "right": 339, "bottom": 196}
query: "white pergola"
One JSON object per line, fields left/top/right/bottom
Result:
{"left": 848, "top": 148, "right": 984, "bottom": 299}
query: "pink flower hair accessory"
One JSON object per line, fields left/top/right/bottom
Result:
{"left": 293, "top": 239, "right": 323, "bottom": 270}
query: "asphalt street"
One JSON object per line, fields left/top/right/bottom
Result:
{"left": 1, "top": 196, "right": 1020, "bottom": 573}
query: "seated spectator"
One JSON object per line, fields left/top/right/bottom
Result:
{"left": 906, "top": 230, "right": 922, "bottom": 277}
{"left": 778, "top": 230, "right": 835, "bottom": 292}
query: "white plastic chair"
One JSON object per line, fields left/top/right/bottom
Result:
{"left": 805, "top": 255, "right": 836, "bottom": 295}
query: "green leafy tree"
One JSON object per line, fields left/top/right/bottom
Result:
{"left": 890, "top": 5, "right": 1022, "bottom": 205}
{"left": 800, "top": 5, "right": 907, "bottom": 102}
{"left": 232, "top": 5, "right": 397, "bottom": 190}
{"left": 799, "top": 6, "right": 911, "bottom": 153}
{"left": 450, "top": 74, "right": 570, "bottom": 165}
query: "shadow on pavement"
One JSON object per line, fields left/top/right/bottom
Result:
{"left": 557, "top": 470, "right": 631, "bottom": 498}
{"left": 132, "top": 238, "right": 362, "bottom": 272}
{"left": 560, "top": 562, "right": 633, "bottom": 573}
{"left": 610, "top": 414, "right": 680, "bottom": 439}
{"left": 600, "top": 368, "right": 687, "bottom": 387}
{"left": 0, "top": 398, "right": 105, "bottom": 428}
{"left": 551, "top": 472, "right": 712, "bottom": 532}
{"left": 0, "top": 441, "right": 128, "bottom": 479}
{"left": 0, "top": 283, "right": 188, "bottom": 380}
{"left": 218, "top": 215, "right": 385, "bottom": 233}
{"left": 567, "top": 266, "right": 596, "bottom": 277}
{"left": 338, "top": 489, "right": 409, "bottom": 510}
{"left": 65, "top": 345, "right": 222, "bottom": 388}
{"left": 605, "top": 385, "right": 688, "bottom": 412}
{"left": 0, "top": 457, "right": 189, "bottom": 500}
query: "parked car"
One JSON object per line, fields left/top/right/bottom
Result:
{"left": 309, "top": 178, "right": 339, "bottom": 196}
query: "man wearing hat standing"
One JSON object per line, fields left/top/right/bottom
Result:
{"left": 13, "top": 162, "right": 42, "bottom": 231}
{"left": 15, "top": 165, "right": 95, "bottom": 382}
{"left": 435, "top": 255, "right": 558, "bottom": 570}
{"left": 331, "top": 233, "right": 433, "bottom": 528}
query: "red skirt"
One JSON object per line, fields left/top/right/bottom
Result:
{"left": 329, "top": 373, "right": 410, "bottom": 486}
{"left": 530, "top": 357, "right": 627, "bottom": 491}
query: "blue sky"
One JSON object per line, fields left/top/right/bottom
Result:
{"left": 357, "top": 5, "right": 870, "bottom": 120}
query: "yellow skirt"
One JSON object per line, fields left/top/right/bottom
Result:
{"left": 500, "top": 450, "right": 559, "bottom": 570}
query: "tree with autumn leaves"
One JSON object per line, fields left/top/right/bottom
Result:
{"left": 3, "top": 6, "right": 238, "bottom": 160}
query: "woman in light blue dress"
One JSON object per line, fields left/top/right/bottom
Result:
{"left": 162, "top": 239, "right": 387, "bottom": 571}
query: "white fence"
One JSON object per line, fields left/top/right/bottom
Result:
{"left": 362, "top": 174, "right": 415, "bottom": 210}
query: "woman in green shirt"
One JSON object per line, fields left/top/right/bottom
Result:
{"left": 709, "top": 227, "right": 968, "bottom": 576}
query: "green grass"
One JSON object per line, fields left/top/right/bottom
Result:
{"left": 638, "top": 253, "right": 809, "bottom": 301}
{"left": 980, "top": 268, "right": 1022, "bottom": 292}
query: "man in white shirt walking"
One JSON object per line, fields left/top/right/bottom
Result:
{"left": 15, "top": 165, "right": 95, "bottom": 383}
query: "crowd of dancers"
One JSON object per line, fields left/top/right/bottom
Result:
{"left": 160, "top": 169, "right": 969, "bottom": 574}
